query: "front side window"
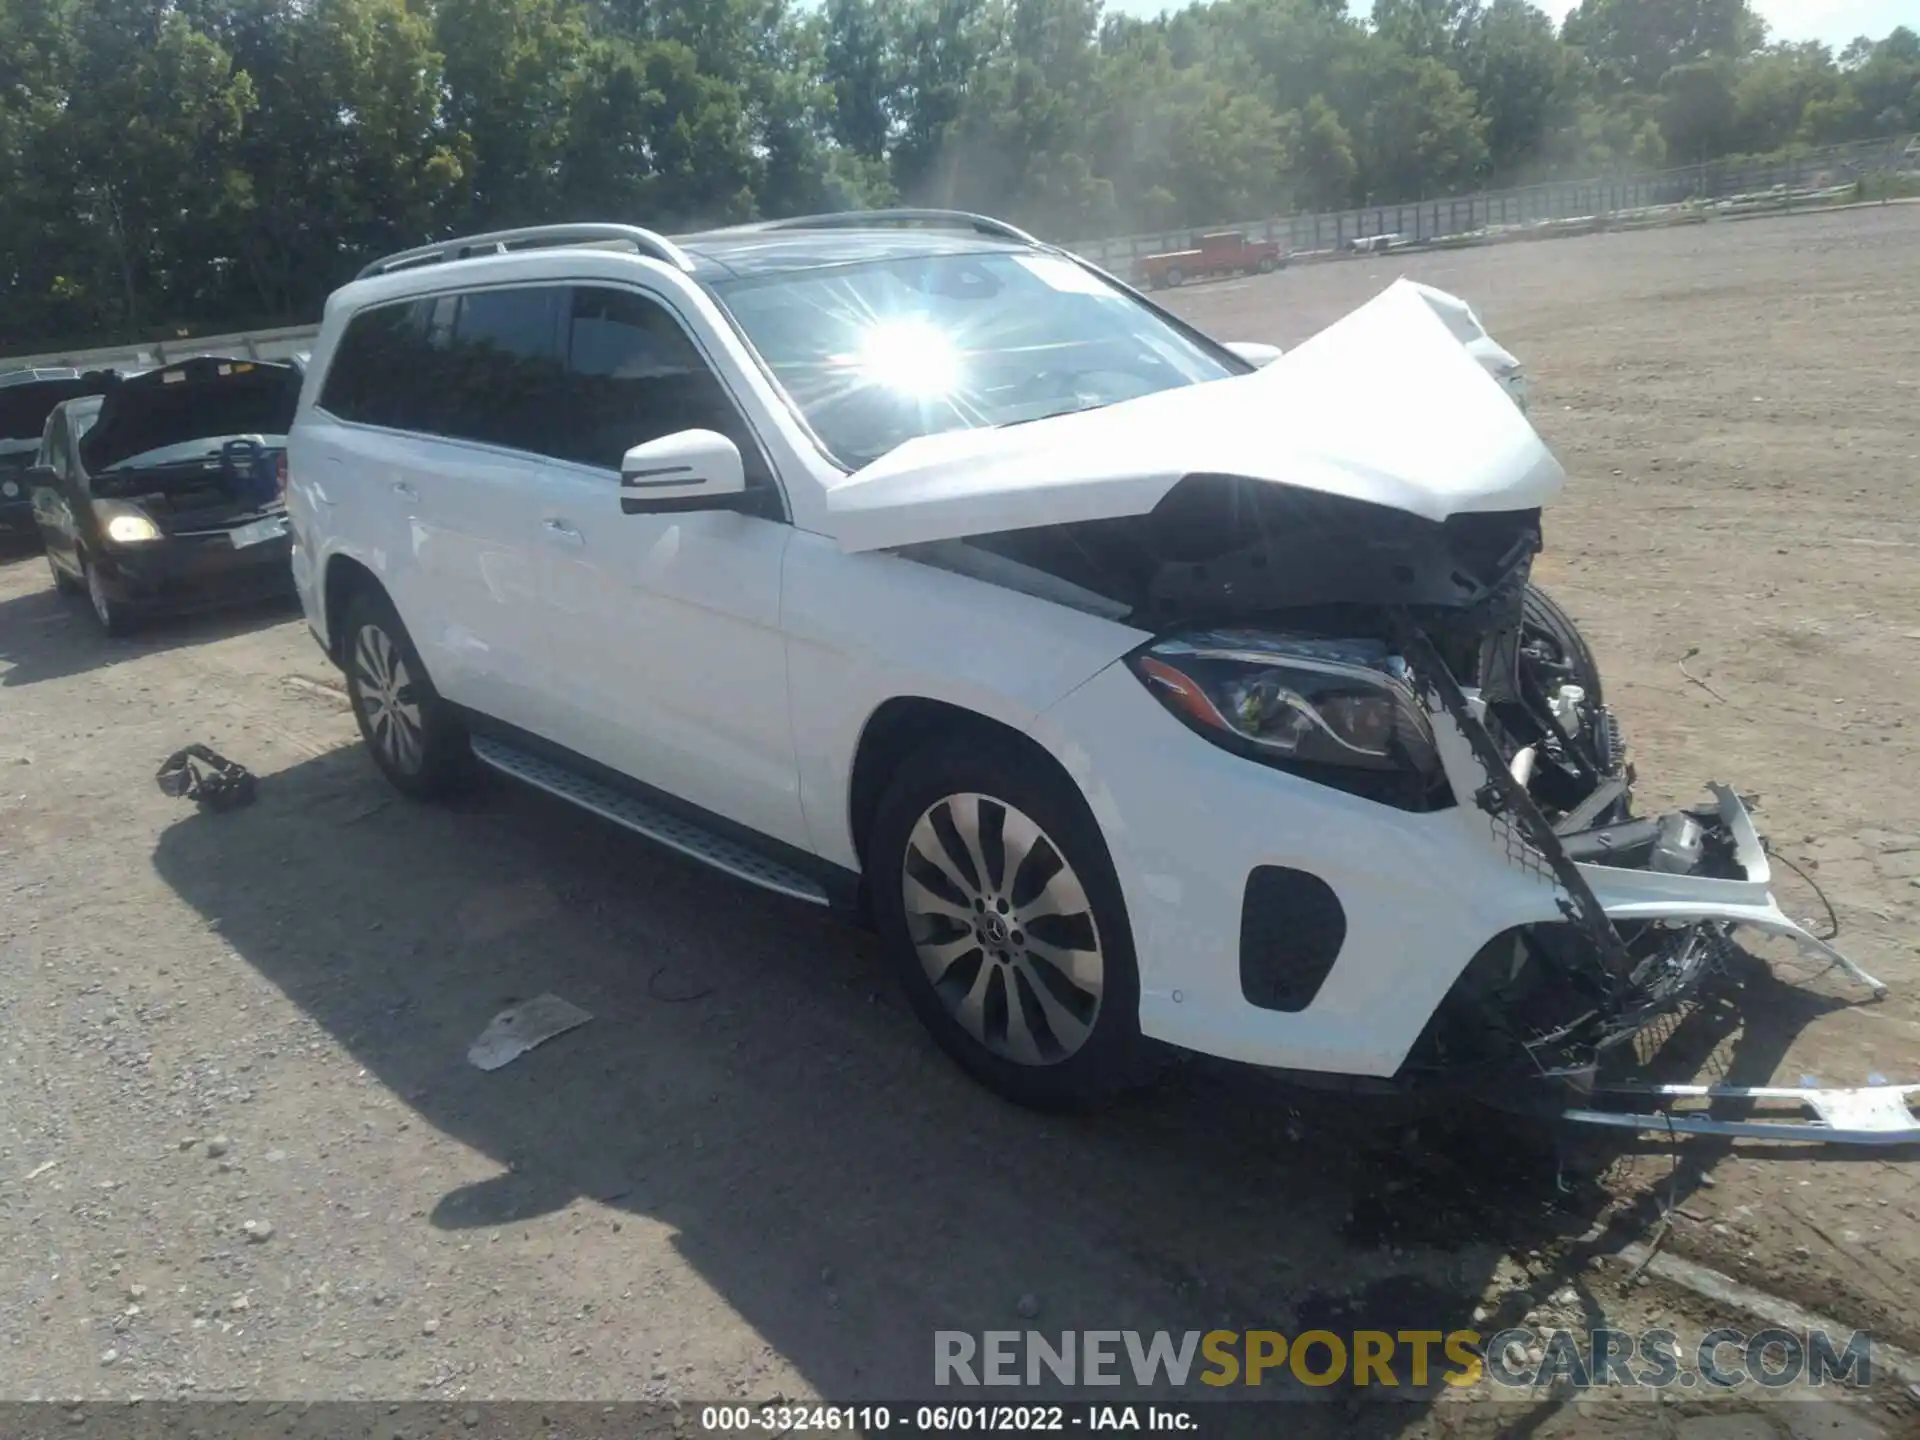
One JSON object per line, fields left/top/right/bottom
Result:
{"left": 319, "top": 287, "right": 566, "bottom": 455}
{"left": 559, "top": 286, "right": 768, "bottom": 486}
{"left": 709, "top": 251, "right": 1241, "bottom": 470}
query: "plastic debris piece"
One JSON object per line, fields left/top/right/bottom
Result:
{"left": 467, "top": 994, "right": 592, "bottom": 1071}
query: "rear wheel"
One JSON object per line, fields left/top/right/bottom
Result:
{"left": 1256, "top": 256, "right": 1277, "bottom": 274}
{"left": 341, "top": 589, "right": 470, "bottom": 798}
{"left": 1164, "top": 265, "right": 1186, "bottom": 287}
{"left": 870, "top": 734, "right": 1154, "bottom": 1109}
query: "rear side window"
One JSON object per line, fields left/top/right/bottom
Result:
{"left": 319, "top": 302, "right": 420, "bottom": 429}
{"left": 559, "top": 287, "right": 763, "bottom": 481}
{"left": 319, "top": 287, "right": 566, "bottom": 457}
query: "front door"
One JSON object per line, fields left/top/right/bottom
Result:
{"left": 527, "top": 283, "right": 808, "bottom": 851}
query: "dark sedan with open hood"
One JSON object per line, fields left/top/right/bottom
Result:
{"left": 29, "top": 356, "right": 302, "bottom": 633}
{"left": 1, "top": 368, "right": 117, "bottom": 535}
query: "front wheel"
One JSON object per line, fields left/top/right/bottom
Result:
{"left": 1522, "top": 582, "right": 1604, "bottom": 709}
{"left": 341, "top": 589, "right": 470, "bottom": 798}
{"left": 81, "top": 555, "right": 136, "bottom": 636}
{"left": 869, "top": 735, "right": 1154, "bottom": 1109}
{"left": 47, "top": 548, "right": 81, "bottom": 595}
{"left": 1164, "top": 265, "right": 1185, "bottom": 287}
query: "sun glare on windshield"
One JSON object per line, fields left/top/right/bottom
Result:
{"left": 855, "top": 317, "right": 963, "bottom": 397}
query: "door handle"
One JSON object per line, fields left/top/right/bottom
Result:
{"left": 392, "top": 481, "right": 419, "bottom": 502}
{"left": 541, "top": 518, "right": 584, "bottom": 546}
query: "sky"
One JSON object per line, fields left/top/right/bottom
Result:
{"left": 1099, "top": 0, "right": 1915, "bottom": 49}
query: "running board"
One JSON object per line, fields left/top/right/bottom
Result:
{"left": 1560, "top": 1080, "right": 1920, "bottom": 1145}
{"left": 469, "top": 735, "right": 830, "bottom": 907}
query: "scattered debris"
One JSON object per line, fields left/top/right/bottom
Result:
{"left": 1677, "top": 646, "right": 1728, "bottom": 703}
{"left": 467, "top": 994, "right": 593, "bottom": 1071}
{"left": 242, "top": 1219, "right": 274, "bottom": 1243}
{"left": 127, "top": 1284, "right": 147, "bottom": 1302}
{"left": 206, "top": 1136, "right": 231, "bottom": 1158}
{"left": 422, "top": 1318, "right": 440, "bottom": 1336}
{"left": 281, "top": 674, "right": 350, "bottom": 705}
{"left": 648, "top": 966, "right": 715, "bottom": 1004}
{"left": 24, "top": 1159, "right": 58, "bottom": 1181}
{"left": 156, "top": 744, "right": 257, "bottom": 812}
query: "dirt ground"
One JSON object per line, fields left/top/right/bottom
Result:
{"left": 3, "top": 204, "right": 1918, "bottom": 1438}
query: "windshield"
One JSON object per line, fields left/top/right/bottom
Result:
{"left": 710, "top": 251, "right": 1240, "bottom": 469}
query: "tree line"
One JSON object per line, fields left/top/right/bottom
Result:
{"left": 0, "top": 0, "right": 1915, "bottom": 351}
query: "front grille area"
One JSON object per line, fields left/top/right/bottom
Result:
{"left": 1238, "top": 866, "right": 1347, "bottom": 1013}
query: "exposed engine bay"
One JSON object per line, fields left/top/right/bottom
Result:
{"left": 903, "top": 475, "right": 1899, "bottom": 1135}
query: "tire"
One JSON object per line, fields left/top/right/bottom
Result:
{"left": 1256, "top": 256, "right": 1277, "bottom": 274}
{"left": 1522, "top": 582, "right": 1604, "bottom": 708}
{"left": 1165, "top": 265, "right": 1185, "bottom": 287}
{"left": 80, "top": 554, "right": 137, "bottom": 636}
{"left": 47, "top": 548, "right": 81, "bottom": 595}
{"left": 340, "top": 587, "right": 471, "bottom": 798}
{"left": 869, "top": 733, "right": 1154, "bottom": 1109}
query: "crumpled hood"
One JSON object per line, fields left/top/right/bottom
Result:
{"left": 821, "top": 278, "right": 1563, "bottom": 553}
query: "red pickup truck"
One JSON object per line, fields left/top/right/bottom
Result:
{"left": 1133, "top": 230, "right": 1287, "bottom": 289}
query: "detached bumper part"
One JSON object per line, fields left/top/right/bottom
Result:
{"left": 1561, "top": 1080, "right": 1920, "bottom": 1146}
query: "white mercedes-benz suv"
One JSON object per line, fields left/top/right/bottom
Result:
{"left": 287, "top": 211, "right": 1897, "bottom": 1135}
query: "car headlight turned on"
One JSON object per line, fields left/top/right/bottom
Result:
{"left": 1127, "top": 632, "right": 1452, "bottom": 810}
{"left": 91, "top": 499, "right": 163, "bottom": 544}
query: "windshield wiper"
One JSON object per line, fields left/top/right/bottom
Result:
{"left": 996, "top": 401, "right": 1109, "bottom": 430}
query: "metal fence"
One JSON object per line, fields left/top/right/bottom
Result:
{"left": 1068, "top": 132, "right": 1919, "bottom": 272}
{"left": 4, "top": 133, "right": 1915, "bottom": 367}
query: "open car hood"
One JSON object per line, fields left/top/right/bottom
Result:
{"left": 820, "top": 279, "right": 1561, "bottom": 553}
{"left": 81, "top": 358, "right": 301, "bottom": 474}
{"left": 0, "top": 372, "right": 116, "bottom": 446}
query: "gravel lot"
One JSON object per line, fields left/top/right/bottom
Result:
{"left": 3, "top": 204, "right": 1918, "bottom": 1437}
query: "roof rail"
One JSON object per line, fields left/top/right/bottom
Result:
{"left": 744, "top": 209, "right": 1044, "bottom": 247}
{"left": 355, "top": 224, "right": 694, "bottom": 282}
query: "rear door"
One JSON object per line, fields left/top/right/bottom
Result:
{"left": 310, "top": 287, "right": 570, "bottom": 737}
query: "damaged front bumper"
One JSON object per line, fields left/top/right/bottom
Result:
{"left": 1402, "top": 624, "right": 1906, "bottom": 1144}
{"left": 1560, "top": 1078, "right": 1920, "bottom": 1145}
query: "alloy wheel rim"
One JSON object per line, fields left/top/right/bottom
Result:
{"left": 901, "top": 792, "right": 1104, "bottom": 1067}
{"left": 353, "top": 622, "right": 425, "bottom": 774}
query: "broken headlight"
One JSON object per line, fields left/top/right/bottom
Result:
{"left": 1128, "top": 632, "right": 1449, "bottom": 809}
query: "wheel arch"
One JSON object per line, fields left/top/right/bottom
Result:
{"left": 846, "top": 696, "right": 1090, "bottom": 876}
{"left": 321, "top": 552, "right": 384, "bottom": 665}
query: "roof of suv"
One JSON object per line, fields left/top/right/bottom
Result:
{"left": 671, "top": 227, "right": 1035, "bottom": 282}
{"left": 348, "top": 215, "right": 1056, "bottom": 293}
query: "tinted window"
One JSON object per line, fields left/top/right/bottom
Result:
{"left": 320, "top": 287, "right": 565, "bottom": 457}
{"left": 559, "top": 287, "right": 761, "bottom": 479}
{"left": 319, "top": 302, "right": 422, "bottom": 429}
{"left": 441, "top": 288, "right": 565, "bottom": 454}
